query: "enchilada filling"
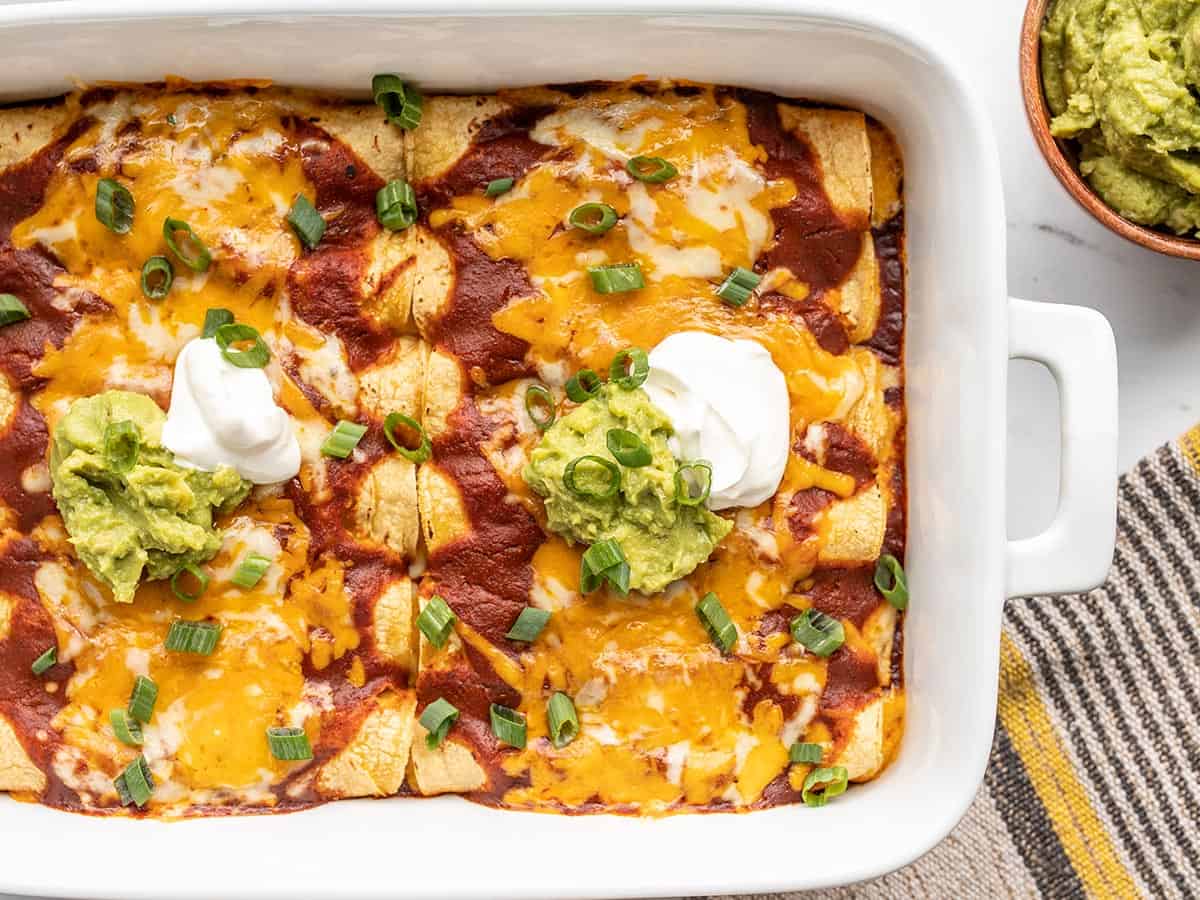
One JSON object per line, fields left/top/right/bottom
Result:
{"left": 0, "top": 78, "right": 906, "bottom": 817}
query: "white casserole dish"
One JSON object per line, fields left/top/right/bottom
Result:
{"left": 0, "top": 1, "right": 1119, "bottom": 897}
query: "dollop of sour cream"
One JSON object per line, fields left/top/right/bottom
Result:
{"left": 162, "top": 337, "right": 301, "bottom": 484}
{"left": 643, "top": 331, "right": 789, "bottom": 511}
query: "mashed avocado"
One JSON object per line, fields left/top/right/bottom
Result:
{"left": 50, "top": 391, "right": 251, "bottom": 603}
{"left": 1042, "top": 0, "right": 1200, "bottom": 232}
{"left": 523, "top": 385, "right": 732, "bottom": 595}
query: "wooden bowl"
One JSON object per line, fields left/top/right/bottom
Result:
{"left": 1021, "top": 0, "right": 1200, "bottom": 259}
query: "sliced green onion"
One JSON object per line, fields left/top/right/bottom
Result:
{"left": 485, "top": 177, "right": 514, "bottom": 197}
{"left": 606, "top": 428, "right": 651, "bottom": 467}
{"left": 95, "top": 178, "right": 134, "bottom": 234}
{"left": 790, "top": 609, "right": 845, "bottom": 658}
{"left": 201, "top": 307, "right": 234, "bottom": 339}
{"left": 626, "top": 155, "right": 677, "bottom": 184}
{"left": 568, "top": 202, "right": 618, "bottom": 235}
{"left": 372, "top": 74, "right": 423, "bottom": 130}
{"left": 547, "top": 692, "right": 579, "bottom": 749}
{"left": 214, "top": 322, "right": 270, "bottom": 369}
{"left": 139, "top": 256, "right": 174, "bottom": 300}
{"left": 321, "top": 419, "right": 367, "bottom": 459}
{"left": 790, "top": 742, "right": 823, "bottom": 764}
{"left": 128, "top": 675, "right": 158, "bottom": 724}
{"left": 383, "top": 412, "right": 431, "bottom": 463}
{"left": 110, "top": 709, "right": 144, "bottom": 746}
{"left": 376, "top": 179, "right": 418, "bottom": 231}
{"left": 875, "top": 554, "right": 909, "bottom": 610}
{"left": 170, "top": 564, "right": 209, "bottom": 602}
{"left": 103, "top": 420, "right": 140, "bottom": 474}
{"left": 696, "top": 592, "right": 737, "bottom": 653}
{"left": 30, "top": 646, "right": 56, "bottom": 676}
{"left": 165, "top": 619, "right": 221, "bottom": 655}
{"left": 162, "top": 217, "right": 212, "bottom": 272}
{"left": 675, "top": 461, "right": 713, "bottom": 507}
{"left": 609, "top": 347, "right": 649, "bottom": 389}
{"left": 114, "top": 755, "right": 154, "bottom": 808}
{"left": 419, "top": 697, "right": 459, "bottom": 749}
{"left": 267, "top": 726, "right": 313, "bottom": 761}
{"left": 505, "top": 607, "right": 551, "bottom": 643}
{"left": 588, "top": 263, "right": 644, "bottom": 294}
{"left": 417, "top": 595, "right": 456, "bottom": 649}
{"left": 524, "top": 384, "right": 556, "bottom": 431}
{"left": 489, "top": 703, "right": 526, "bottom": 749}
{"left": 802, "top": 766, "right": 849, "bottom": 807}
{"left": 580, "top": 539, "right": 630, "bottom": 596}
{"left": 287, "top": 194, "right": 326, "bottom": 250}
{"left": 716, "top": 266, "right": 762, "bottom": 307}
{"left": 231, "top": 553, "right": 271, "bottom": 589}
{"left": 0, "top": 294, "right": 30, "bottom": 328}
{"left": 565, "top": 369, "right": 602, "bottom": 403}
{"left": 563, "top": 455, "right": 620, "bottom": 500}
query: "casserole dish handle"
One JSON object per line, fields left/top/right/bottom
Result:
{"left": 1006, "top": 297, "right": 1118, "bottom": 598}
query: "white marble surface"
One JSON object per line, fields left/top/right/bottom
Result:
{"left": 2, "top": 0, "right": 1195, "bottom": 898}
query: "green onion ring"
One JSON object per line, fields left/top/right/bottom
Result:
{"left": 563, "top": 455, "right": 620, "bottom": 500}
{"left": 606, "top": 428, "right": 652, "bottom": 467}
{"left": 170, "top": 564, "right": 209, "bottom": 602}
{"left": 568, "top": 202, "right": 618, "bottom": 235}
{"left": 139, "top": 256, "right": 174, "bottom": 300}
{"left": 162, "top": 217, "right": 212, "bottom": 272}
{"left": 214, "top": 322, "right": 270, "bottom": 369}
{"left": 625, "top": 155, "right": 678, "bottom": 183}
{"left": 524, "top": 384, "right": 556, "bottom": 430}
{"left": 103, "top": 420, "right": 140, "bottom": 474}
{"left": 609, "top": 347, "right": 649, "bottom": 389}
{"left": 565, "top": 369, "right": 602, "bottom": 403}
{"left": 674, "top": 460, "right": 713, "bottom": 507}
{"left": 874, "top": 554, "right": 909, "bottom": 610}
{"left": 383, "top": 412, "right": 432, "bottom": 463}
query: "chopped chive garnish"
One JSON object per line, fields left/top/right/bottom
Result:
{"left": 110, "top": 709, "right": 144, "bottom": 747}
{"left": 874, "top": 554, "right": 909, "bottom": 610}
{"left": 162, "top": 217, "right": 212, "bottom": 272}
{"left": 609, "top": 347, "right": 649, "bottom": 389}
{"left": 563, "top": 455, "right": 621, "bottom": 500}
{"left": 564, "top": 369, "right": 602, "bottom": 403}
{"left": 419, "top": 697, "right": 459, "bottom": 749}
{"left": 625, "top": 155, "right": 677, "bottom": 183}
{"left": 201, "top": 307, "right": 234, "bottom": 339}
{"left": 588, "top": 262, "right": 644, "bottom": 294}
{"left": 30, "top": 646, "right": 56, "bottom": 676}
{"left": 547, "top": 692, "right": 579, "bottom": 749}
{"left": 489, "top": 703, "right": 526, "bottom": 749}
{"left": 675, "top": 460, "right": 713, "bottom": 507}
{"left": 524, "top": 384, "right": 556, "bottom": 430}
{"left": 606, "top": 428, "right": 652, "bottom": 468}
{"left": 375, "top": 179, "right": 418, "bottom": 231}
{"left": 802, "top": 766, "right": 849, "bottom": 807}
{"left": 0, "top": 294, "right": 30, "bottom": 328}
{"left": 128, "top": 675, "right": 158, "bottom": 724}
{"left": 287, "top": 194, "right": 326, "bottom": 250}
{"left": 484, "top": 177, "right": 514, "bottom": 198}
{"left": 170, "top": 564, "right": 209, "bottom": 602}
{"left": 140, "top": 256, "right": 174, "bottom": 300}
{"left": 266, "top": 726, "right": 313, "bottom": 761}
{"left": 231, "top": 553, "right": 271, "bottom": 589}
{"left": 114, "top": 755, "right": 154, "bottom": 807}
{"left": 789, "top": 742, "right": 823, "bottom": 765}
{"left": 417, "top": 595, "right": 456, "bottom": 649}
{"left": 214, "top": 322, "right": 269, "bottom": 369}
{"left": 580, "top": 539, "right": 630, "bottom": 596}
{"left": 164, "top": 619, "right": 221, "bottom": 655}
{"left": 715, "top": 266, "right": 761, "bottom": 307}
{"left": 505, "top": 607, "right": 550, "bottom": 643}
{"left": 568, "top": 202, "right": 618, "bottom": 235}
{"left": 95, "top": 177, "right": 134, "bottom": 234}
{"left": 696, "top": 592, "right": 737, "bottom": 653}
{"left": 790, "top": 609, "right": 845, "bottom": 657}
{"left": 320, "top": 420, "right": 367, "bottom": 459}
{"left": 372, "top": 74, "right": 423, "bottom": 130}
{"left": 103, "top": 420, "right": 140, "bottom": 474}
{"left": 383, "top": 412, "right": 431, "bottom": 463}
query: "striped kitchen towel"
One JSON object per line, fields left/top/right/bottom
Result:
{"left": 716, "top": 433, "right": 1200, "bottom": 900}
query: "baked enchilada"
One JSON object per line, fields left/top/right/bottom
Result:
{"left": 0, "top": 79, "right": 906, "bottom": 816}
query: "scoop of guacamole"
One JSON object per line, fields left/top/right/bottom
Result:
{"left": 1042, "top": 0, "right": 1200, "bottom": 232}
{"left": 50, "top": 391, "right": 251, "bottom": 603}
{"left": 523, "top": 384, "right": 732, "bottom": 595}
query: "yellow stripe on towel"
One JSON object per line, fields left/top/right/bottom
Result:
{"left": 1177, "top": 424, "right": 1200, "bottom": 477}
{"left": 997, "top": 634, "right": 1139, "bottom": 899}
